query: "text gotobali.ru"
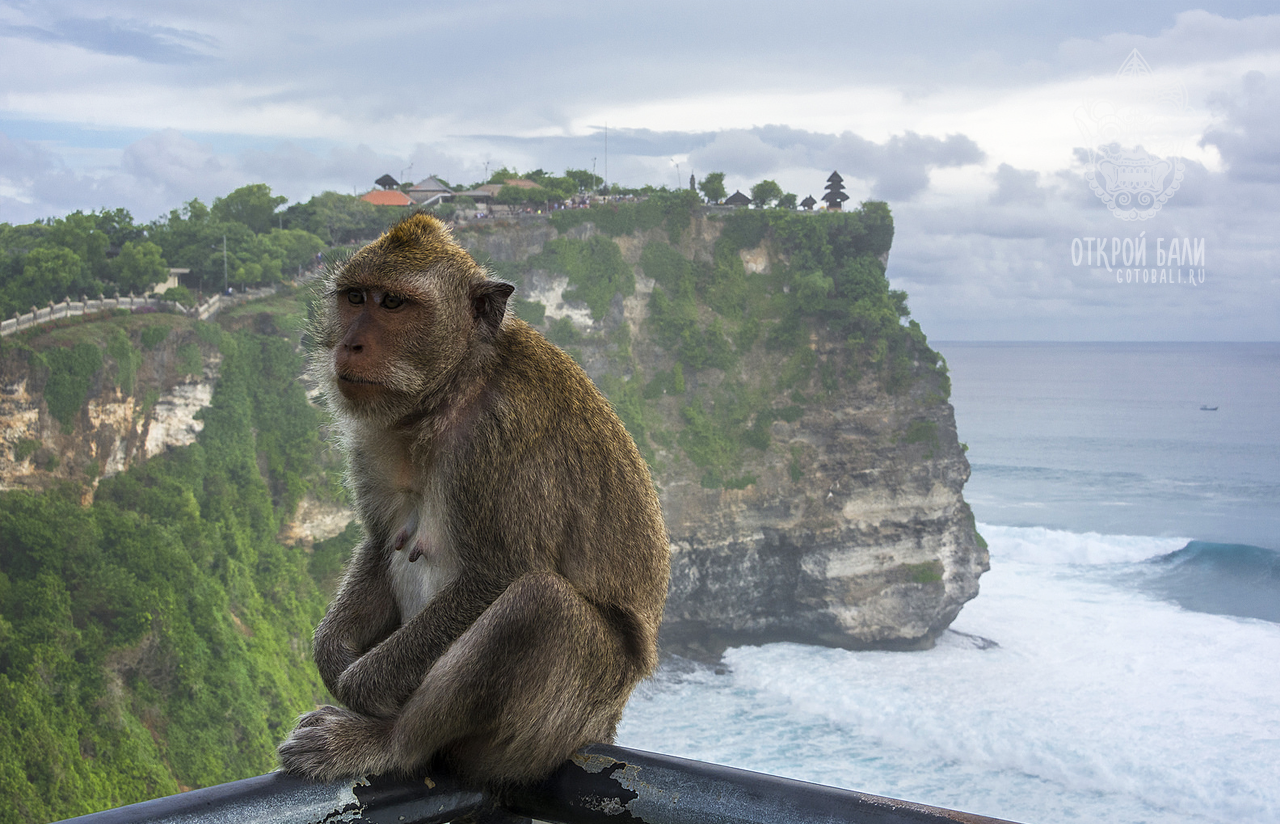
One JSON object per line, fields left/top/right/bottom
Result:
{"left": 1072, "top": 233, "right": 1206, "bottom": 285}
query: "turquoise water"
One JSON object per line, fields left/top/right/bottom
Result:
{"left": 617, "top": 342, "right": 1280, "bottom": 824}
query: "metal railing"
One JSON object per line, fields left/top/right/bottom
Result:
{"left": 53, "top": 744, "right": 1018, "bottom": 824}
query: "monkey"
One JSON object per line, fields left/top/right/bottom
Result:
{"left": 277, "top": 212, "right": 669, "bottom": 790}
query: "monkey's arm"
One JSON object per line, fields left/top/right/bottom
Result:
{"left": 313, "top": 538, "right": 400, "bottom": 697}
{"left": 334, "top": 576, "right": 496, "bottom": 718}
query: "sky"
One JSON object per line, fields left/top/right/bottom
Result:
{"left": 1, "top": 1, "right": 1278, "bottom": 341}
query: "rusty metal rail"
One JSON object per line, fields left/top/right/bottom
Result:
{"left": 53, "top": 744, "right": 1019, "bottom": 824}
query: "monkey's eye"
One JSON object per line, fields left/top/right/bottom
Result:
{"left": 381, "top": 293, "right": 405, "bottom": 310}
{"left": 345, "top": 289, "right": 365, "bottom": 305}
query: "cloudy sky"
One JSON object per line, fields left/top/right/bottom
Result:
{"left": 2, "top": 1, "right": 1278, "bottom": 340}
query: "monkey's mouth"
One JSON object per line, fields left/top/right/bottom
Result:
{"left": 335, "top": 373, "right": 389, "bottom": 400}
{"left": 336, "top": 373, "right": 382, "bottom": 386}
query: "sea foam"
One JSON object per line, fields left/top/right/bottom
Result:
{"left": 619, "top": 525, "right": 1280, "bottom": 824}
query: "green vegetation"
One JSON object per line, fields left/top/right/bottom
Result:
{"left": 515, "top": 197, "right": 947, "bottom": 489}
{"left": 698, "top": 172, "right": 727, "bottom": 204}
{"left": 750, "top": 179, "right": 783, "bottom": 209}
{"left": 0, "top": 312, "right": 344, "bottom": 823}
{"left": 549, "top": 190, "right": 701, "bottom": 241}
{"left": 901, "top": 419, "right": 939, "bottom": 458}
{"left": 903, "top": 560, "right": 944, "bottom": 584}
{"left": 41, "top": 343, "right": 104, "bottom": 433}
{"left": 13, "top": 439, "right": 41, "bottom": 463}
{"left": 107, "top": 328, "right": 142, "bottom": 396}
{"left": 140, "top": 324, "right": 169, "bottom": 350}
{"left": 529, "top": 236, "right": 634, "bottom": 321}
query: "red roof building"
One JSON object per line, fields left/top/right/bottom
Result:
{"left": 361, "top": 189, "right": 415, "bottom": 206}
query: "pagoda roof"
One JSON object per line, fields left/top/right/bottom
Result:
{"left": 724, "top": 190, "right": 751, "bottom": 207}
{"left": 375, "top": 173, "right": 400, "bottom": 189}
{"left": 800, "top": 195, "right": 817, "bottom": 209}
{"left": 826, "top": 171, "right": 844, "bottom": 184}
{"left": 821, "top": 190, "right": 849, "bottom": 204}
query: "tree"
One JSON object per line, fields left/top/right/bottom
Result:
{"left": 149, "top": 199, "right": 252, "bottom": 291}
{"left": 750, "top": 180, "right": 783, "bottom": 209}
{"left": 564, "top": 168, "right": 603, "bottom": 192}
{"left": 698, "top": 172, "right": 727, "bottom": 204}
{"left": 496, "top": 184, "right": 553, "bottom": 208}
{"left": 42, "top": 211, "right": 111, "bottom": 284}
{"left": 261, "top": 228, "right": 326, "bottom": 275}
{"left": 94, "top": 208, "right": 146, "bottom": 248}
{"left": 113, "top": 240, "right": 169, "bottom": 295}
{"left": 777, "top": 193, "right": 798, "bottom": 210}
{"left": 211, "top": 184, "right": 288, "bottom": 234}
{"left": 281, "top": 192, "right": 389, "bottom": 245}
{"left": 14, "top": 246, "right": 83, "bottom": 304}
{"left": 485, "top": 166, "right": 520, "bottom": 185}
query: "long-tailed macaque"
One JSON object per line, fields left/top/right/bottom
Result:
{"left": 278, "top": 213, "right": 669, "bottom": 788}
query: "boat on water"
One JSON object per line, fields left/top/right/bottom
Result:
{"left": 1200, "top": 404, "right": 1218, "bottom": 411}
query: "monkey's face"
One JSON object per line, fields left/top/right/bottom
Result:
{"left": 323, "top": 271, "right": 469, "bottom": 418}
{"left": 333, "top": 284, "right": 419, "bottom": 404}
{"left": 311, "top": 213, "right": 511, "bottom": 423}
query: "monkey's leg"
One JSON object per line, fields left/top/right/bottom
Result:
{"left": 386, "top": 570, "right": 639, "bottom": 786}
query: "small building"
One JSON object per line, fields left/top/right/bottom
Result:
{"left": 408, "top": 176, "right": 454, "bottom": 206}
{"left": 724, "top": 190, "right": 751, "bottom": 207}
{"left": 375, "top": 173, "right": 400, "bottom": 190}
{"left": 361, "top": 189, "right": 415, "bottom": 206}
{"left": 800, "top": 195, "right": 817, "bottom": 210}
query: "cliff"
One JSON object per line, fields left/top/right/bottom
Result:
{"left": 459, "top": 202, "right": 988, "bottom": 655}
{"left": 0, "top": 312, "right": 219, "bottom": 496}
{"left": 0, "top": 304, "right": 333, "bottom": 822}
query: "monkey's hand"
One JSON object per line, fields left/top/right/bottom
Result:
{"left": 334, "top": 648, "right": 415, "bottom": 719}
{"left": 278, "top": 705, "right": 396, "bottom": 781}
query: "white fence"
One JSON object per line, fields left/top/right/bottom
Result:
{"left": 0, "top": 285, "right": 281, "bottom": 337}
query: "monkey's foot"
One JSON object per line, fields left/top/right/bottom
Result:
{"left": 278, "top": 705, "right": 397, "bottom": 781}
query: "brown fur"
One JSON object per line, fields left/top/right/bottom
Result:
{"left": 278, "top": 213, "right": 669, "bottom": 788}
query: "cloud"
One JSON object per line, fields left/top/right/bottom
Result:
{"left": 0, "top": 16, "right": 214, "bottom": 64}
{"left": 0, "top": 131, "right": 59, "bottom": 186}
{"left": 989, "top": 164, "right": 1048, "bottom": 206}
{"left": 1058, "top": 10, "right": 1280, "bottom": 72}
{"left": 1201, "top": 71, "right": 1280, "bottom": 184}
{"left": 685, "top": 127, "right": 985, "bottom": 201}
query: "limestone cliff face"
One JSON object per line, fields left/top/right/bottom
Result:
{"left": 452, "top": 214, "right": 989, "bottom": 655}
{"left": 0, "top": 328, "right": 218, "bottom": 494}
{"left": 658, "top": 383, "right": 984, "bottom": 655}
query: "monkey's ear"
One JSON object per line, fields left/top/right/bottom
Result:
{"left": 470, "top": 280, "right": 515, "bottom": 335}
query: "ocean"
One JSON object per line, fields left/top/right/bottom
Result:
{"left": 616, "top": 342, "right": 1280, "bottom": 824}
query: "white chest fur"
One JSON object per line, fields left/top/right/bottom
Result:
{"left": 385, "top": 490, "right": 458, "bottom": 621}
